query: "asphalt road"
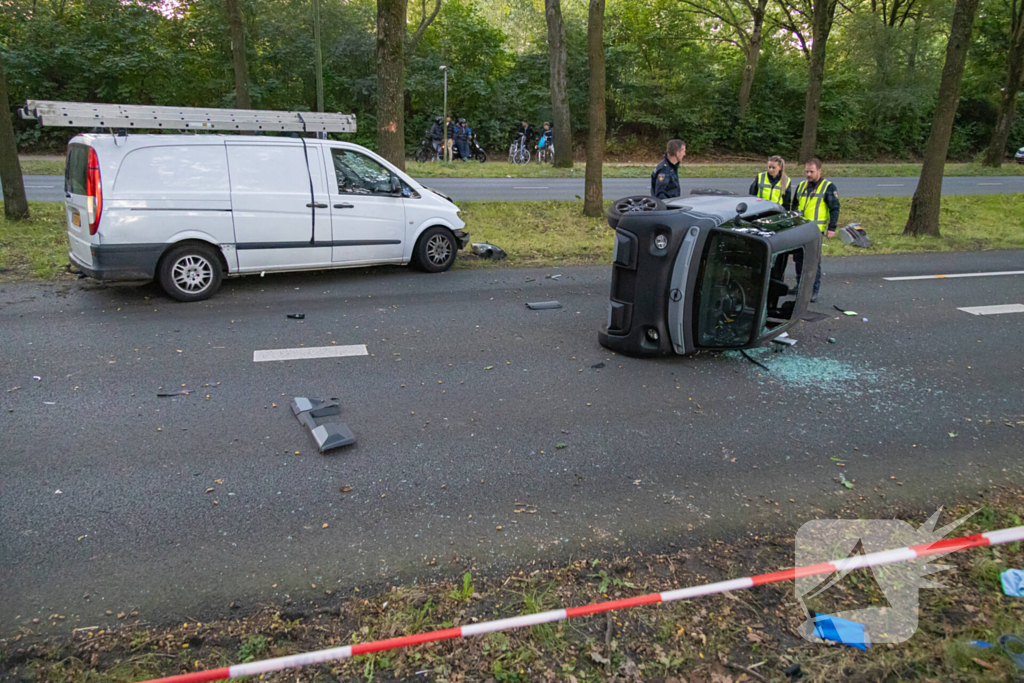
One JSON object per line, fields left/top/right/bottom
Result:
{"left": 2, "top": 251, "right": 1023, "bottom": 635}
{"left": 17, "top": 174, "right": 1024, "bottom": 203}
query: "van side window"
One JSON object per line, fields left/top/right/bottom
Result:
{"left": 66, "top": 144, "right": 90, "bottom": 195}
{"left": 331, "top": 149, "right": 395, "bottom": 196}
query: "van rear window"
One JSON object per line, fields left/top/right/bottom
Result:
{"left": 66, "top": 144, "right": 90, "bottom": 195}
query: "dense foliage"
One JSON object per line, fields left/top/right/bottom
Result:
{"left": 1, "top": 0, "right": 1021, "bottom": 159}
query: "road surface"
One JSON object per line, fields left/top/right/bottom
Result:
{"left": 2, "top": 251, "right": 1023, "bottom": 634}
{"left": 15, "top": 174, "right": 1024, "bottom": 203}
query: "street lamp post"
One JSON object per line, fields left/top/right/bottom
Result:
{"left": 440, "top": 65, "right": 448, "bottom": 162}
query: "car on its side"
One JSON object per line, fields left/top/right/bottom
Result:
{"left": 64, "top": 134, "right": 468, "bottom": 302}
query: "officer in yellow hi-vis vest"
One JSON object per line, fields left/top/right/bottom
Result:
{"left": 793, "top": 158, "right": 840, "bottom": 301}
{"left": 748, "top": 155, "right": 793, "bottom": 210}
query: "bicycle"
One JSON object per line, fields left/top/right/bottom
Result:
{"left": 537, "top": 142, "right": 554, "bottom": 164}
{"left": 508, "top": 134, "right": 531, "bottom": 165}
{"left": 415, "top": 138, "right": 442, "bottom": 163}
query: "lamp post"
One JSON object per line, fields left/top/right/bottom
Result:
{"left": 440, "top": 65, "right": 448, "bottom": 162}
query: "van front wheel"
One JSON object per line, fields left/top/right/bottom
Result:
{"left": 158, "top": 245, "right": 223, "bottom": 302}
{"left": 414, "top": 227, "right": 458, "bottom": 273}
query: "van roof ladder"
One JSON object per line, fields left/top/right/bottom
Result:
{"left": 18, "top": 100, "right": 356, "bottom": 133}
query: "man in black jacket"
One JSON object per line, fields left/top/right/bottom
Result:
{"left": 651, "top": 139, "right": 685, "bottom": 200}
{"left": 428, "top": 117, "right": 444, "bottom": 157}
{"left": 454, "top": 118, "right": 470, "bottom": 161}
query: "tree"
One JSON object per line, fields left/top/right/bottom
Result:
{"left": 904, "top": 0, "right": 980, "bottom": 236}
{"left": 679, "top": 0, "right": 770, "bottom": 117}
{"left": 545, "top": 0, "right": 573, "bottom": 167}
{"left": 224, "top": 0, "right": 251, "bottom": 109}
{"left": 377, "top": 0, "right": 408, "bottom": 168}
{"left": 583, "top": 0, "right": 606, "bottom": 217}
{"left": 982, "top": 0, "right": 1024, "bottom": 166}
{"left": 0, "top": 53, "right": 29, "bottom": 221}
{"left": 777, "top": 0, "right": 841, "bottom": 161}
{"left": 408, "top": 0, "right": 443, "bottom": 53}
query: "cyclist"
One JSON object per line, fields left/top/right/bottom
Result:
{"left": 428, "top": 116, "right": 444, "bottom": 157}
{"left": 537, "top": 121, "right": 553, "bottom": 152}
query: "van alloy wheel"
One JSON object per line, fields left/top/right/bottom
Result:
{"left": 171, "top": 254, "right": 214, "bottom": 293}
{"left": 426, "top": 234, "right": 452, "bottom": 265}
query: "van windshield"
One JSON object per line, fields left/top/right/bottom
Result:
{"left": 66, "top": 144, "right": 90, "bottom": 195}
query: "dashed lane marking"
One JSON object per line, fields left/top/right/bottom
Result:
{"left": 957, "top": 304, "right": 1024, "bottom": 316}
{"left": 884, "top": 270, "right": 1024, "bottom": 281}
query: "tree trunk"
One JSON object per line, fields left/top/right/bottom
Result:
{"left": 583, "top": 0, "right": 606, "bottom": 217}
{"left": 545, "top": 0, "right": 573, "bottom": 168}
{"left": 224, "top": 0, "right": 251, "bottom": 109}
{"left": 0, "top": 53, "right": 29, "bottom": 221}
{"left": 798, "top": 0, "right": 835, "bottom": 163}
{"left": 904, "top": 0, "right": 980, "bottom": 236}
{"left": 376, "top": 0, "right": 407, "bottom": 170}
{"left": 981, "top": 8, "right": 1024, "bottom": 167}
{"left": 738, "top": 0, "right": 767, "bottom": 118}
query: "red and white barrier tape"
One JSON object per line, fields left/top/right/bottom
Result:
{"left": 142, "top": 525, "right": 1024, "bottom": 683}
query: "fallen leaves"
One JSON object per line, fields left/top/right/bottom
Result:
{"left": 340, "top": 485, "right": 353, "bottom": 493}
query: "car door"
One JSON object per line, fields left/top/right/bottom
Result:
{"left": 227, "top": 143, "right": 331, "bottom": 272}
{"left": 324, "top": 147, "right": 405, "bottom": 264}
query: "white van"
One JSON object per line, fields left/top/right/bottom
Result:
{"left": 64, "top": 134, "right": 468, "bottom": 301}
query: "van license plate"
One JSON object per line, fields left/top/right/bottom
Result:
{"left": 71, "top": 212, "right": 81, "bottom": 227}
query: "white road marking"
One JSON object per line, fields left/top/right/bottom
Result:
{"left": 977, "top": 183, "right": 1003, "bottom": 186}
{"left": 253, "top": 344, "right": 368, "bottom": 362}
{"left": 884, "top": 270, "right": 1024, "bottom": 281}
{"left": 958, "top": 304, "right": 1024, "bottom": 316}
{"left": 514, "top": 186, "right": 549, "bottom": 189}
{"left": 877, "top": 183, "right": 905, "bottom": 186}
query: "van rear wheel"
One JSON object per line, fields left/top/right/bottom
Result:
{"left": 158, "top": 244, "right": 223, "bottom": 302}
{"left": 414, "top": 227, "right": 458, "bottom": 273}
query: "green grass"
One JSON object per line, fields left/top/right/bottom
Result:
{"left": 2, "top": 195, "right": 1022, "bottom": 283}
{"left": 23, "top": 156, "right": 1024, "bottom": 178}
{"left": 0, "top": 202, "right": 71, "bottom": 281}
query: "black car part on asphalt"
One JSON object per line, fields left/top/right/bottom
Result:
{"left": 292, "top": 397, "right": 355, "bottom": 452}
{"left": 598, "top": 194, "right": 821, "bottom": 357}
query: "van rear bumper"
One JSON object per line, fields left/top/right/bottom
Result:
{"left": 70, "top": 244, "right": 165, "bottom": 281}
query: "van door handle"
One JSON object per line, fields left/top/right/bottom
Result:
{"left": 333, "top": 203, "right": 354, "bottom": 209}
{"left": 307, "top": 202, "right": 329, "bottom": 209}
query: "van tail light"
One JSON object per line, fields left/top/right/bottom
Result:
{"left": 86, "top": 148, "right": 102, "bottom": 235}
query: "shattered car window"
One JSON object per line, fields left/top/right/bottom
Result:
{"left": 694, "top": 230, "right": 767, "bottom": 348}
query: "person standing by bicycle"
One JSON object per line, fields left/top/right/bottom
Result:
{"left": 428, "top": 117, "right": 445, "bottom": 158}
{"left": 515, "top": 120, "right": 535, "bottom": 147}
{"left": 537, "top": 121, "right": 553, "bottom": 151}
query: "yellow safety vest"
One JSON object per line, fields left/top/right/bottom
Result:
{"left": 796, "top": 179, "right": 833, "bottom": 232}
{"left": 755, "top": 172, "right": 790, "bottom": 205}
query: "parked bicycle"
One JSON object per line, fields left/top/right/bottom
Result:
{"left": 508, "top": 133, "right": 531, "bottom": 165}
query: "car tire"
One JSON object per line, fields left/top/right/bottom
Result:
{"left": 606, "top": 195, "right": 667, "bottom": 229}
{"left": 158, "top": 244, "right": 223, "bottom": 302}
{"left": 414, "top": 227, "right": 458, "bottom": 273}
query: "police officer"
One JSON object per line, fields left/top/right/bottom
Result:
{"left": 750, "top": 155, "right": 792, "bottom": 209}
{"left": 793, "top": 158, "right": 839, "bottom": 301}
{"left": 651, "top": 139, "right": 685, "bottom": 200}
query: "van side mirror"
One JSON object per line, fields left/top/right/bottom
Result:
{"left": 390, "top": 175, "right": 403, "bottom": 195}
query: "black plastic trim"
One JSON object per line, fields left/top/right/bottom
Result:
{"left": 235, "top": 240, "right": 401, "bottom": 250}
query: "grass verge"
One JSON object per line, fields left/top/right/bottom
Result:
{"left": 22, "top": 157, "right": 1024, "bottom": 178}
{"left": 3, "top": 195, "right": 1022, "bottom": 283}
{"left": 3, "top": 491, "right": 1022, "bottom": 682}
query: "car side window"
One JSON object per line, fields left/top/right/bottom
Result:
{"left": 331, "top": 149, "right": 397, "bottom": 196}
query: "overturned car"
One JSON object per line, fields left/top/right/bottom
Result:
{"left": 598, "top": 192, "right": 821, "bottom": 357}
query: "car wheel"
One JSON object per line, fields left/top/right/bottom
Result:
{"left": 158, "top": 244, "right": 223, "bottom": 302}
{"left": 606, "top": 195, "right": 667, "bottom": 229}
{"left": 415, "top": 227, "right": 458, "bottom": 273}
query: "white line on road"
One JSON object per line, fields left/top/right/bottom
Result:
{"left": 253, "top": 344, "right": 368, "bottom": 362}
{"left": 877, "top": 183, "right": 906, "bottom": 186}
{"left": 958, "top": 304, "right": 1024, "bottom": 316}
{"left": 977, "top": 183, "right": 1004, "bottom": 186}
{"left": 514, "top": 186, "right": 550, "bottom": 189}
{"left": 884, "top": 270, "right": 1024, "bottom": 281}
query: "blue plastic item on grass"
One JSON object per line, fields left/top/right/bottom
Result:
{"left": 1000, "top": 569, "right": 1024, "bottom": 597}
{"left": 811, "top": 612, "right": 871, "bottom": 650}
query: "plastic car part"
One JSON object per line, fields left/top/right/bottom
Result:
{"left": 838, "top": 223, "right": 872, "bottom": 248}
{"left": 309, "top": 423, "right": 357, "bottom": 452}
{"left": 291, "top": 397, "right": 341, "bottom": 418}
{"left": 471, "top": 242, "right": 507, "bottom": 260}
{"left": 526, "top": 301, "right": 562, "bottom": 310}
